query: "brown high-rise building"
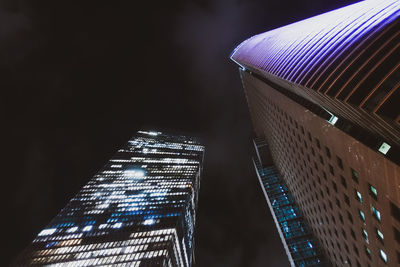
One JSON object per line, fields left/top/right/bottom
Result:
{"left": 232, "top": 1, "right": 400, "bottom": 267}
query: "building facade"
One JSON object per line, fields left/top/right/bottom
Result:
{"left": 253, "top": 138, "right": 325, "bottom": 266}
{"left": 232, "top": 1, "right": 400, "bottom": 267}
{"left": 14, "top": 131, "right": 204, "bottom": 266}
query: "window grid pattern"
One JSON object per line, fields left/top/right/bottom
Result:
{"left": 14, "top": 131, "right": 204, "bottom": 267}
{"left": 242, "top": 71, "right": 400, "bottom": 267}
{"left": 253, "top": 147, "right": 324, "bottom": 267}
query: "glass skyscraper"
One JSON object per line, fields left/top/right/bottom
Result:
{"left": 14, "top": 131, "right": 204, "bottom": 266}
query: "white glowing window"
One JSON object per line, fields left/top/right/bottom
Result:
{"left": 372, "top": 206, "right": 381, "bottom": 221}
{"left": 38, "top": 228, "right": 57, "bottom": 236}
{"left": 362, "top": 229, "right": 369, "bottom": 243}
{"left": 67, "top": 226, "right": 78, "bottom": 233}
{"left": 111, "top": 164, "right": 122, "bottom": 168}
{"left": 328, "top": 115, "right": 338, "bottom": 125}
{"left": 113, "top": 222, "right": 123, "bottom": 228}
{"left": 99, "top": 224, "right": 108, "bottom": 229}
{"left": 359, "top": 210, "right": 365, "bottom": 222}
{"left": 124, "top": 169, "right": 145, "bottom": 178}
{"left": 83, "top": 225, "right": 93, "bottom": 232}
{"left": 356, "top": 190, "right": 362, "bottom": 203}
{"left": 380, "top": 249, "right": 388, "bottom": 262}
{"left": 378, "top": 142, "right": 391, "bottom": 155}
{"left": 137, "top": 130, "right": 159, "bottom": 136}
{"left": 377, "top": 229, "right": 384, "bottom": 241}
{"left": 143, "top": 219, "right": 155, "bottom": 225}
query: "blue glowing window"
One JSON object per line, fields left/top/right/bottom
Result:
{"left": 359, "top": 210, "right": 365, "bottom": 222}
{"left": 372, "top": 205, "right": 381, "bottom": 221}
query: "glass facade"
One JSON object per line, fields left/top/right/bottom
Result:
{"left": 253, "top": 139, "right": 324, "bottom": 267}
{"left": 14, "top": 131, "right": 204, "bottom": 266}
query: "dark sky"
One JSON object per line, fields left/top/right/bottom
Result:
{"left": 4, "top": 0, "right": 360, "bottom": 265}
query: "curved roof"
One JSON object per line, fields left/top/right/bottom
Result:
{"left": 231, "top": 0, "right": 400, "bottom": 122}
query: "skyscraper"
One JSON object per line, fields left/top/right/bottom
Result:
{"left": 232, "top": 1, "right": 400, "bottom": 266}
{"left": 14, "top": 131, "right": 204, "bottom": 266}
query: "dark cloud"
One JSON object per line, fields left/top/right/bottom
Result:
{"left": 0, "top": 2, "right": 32, "bottom": 66}
{"left": 5, "top": 0, "right": 360, "bottom": 265}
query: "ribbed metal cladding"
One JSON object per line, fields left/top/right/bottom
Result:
{"left": 231, "top": 0, "right": 400, "bottom": 129}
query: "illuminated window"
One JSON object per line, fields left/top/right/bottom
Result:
{"left": 376, "top": 228, "right": 384, "bottom": 242}
{"left": 380, "top": 249, "right": 388, "bottom": 263}
{"left": 38, "top": 228, "right": 57, "bottom": 236}
{"left": 362, "top": 229, "right": 369, "bottom": 243}
{"left": 67, "top": 226, "right": 78, "bottom": 233}
{"left": 378, "top": 142, "right": 391, "bottom": 155}
{"left": 328, "top": 115, "right": 338, "bottom": 125}
{"left": 359, "top": 210, "right": 365, "bottom": 222}
{"left": 83, "top": 225, "right": 93, "bottom": 232}
{"left": 355, "top": 190, "right": 362, "bottom": 203}
{"left": 369, "top": 184, "right": 377, "bottom": 199}
{"left": 143, "top": 219, "right": 155, "bottom": 225}
{"left": 372, "top": 206, "right": 381, "bottom": 221}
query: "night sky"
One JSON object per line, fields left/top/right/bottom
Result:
{"left": 4, "top": 0, "right": 360, "bottom": 265}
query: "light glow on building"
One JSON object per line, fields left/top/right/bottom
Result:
{"left": 231, "top": 1, "right": 400, "bottom": 266}
{"left": 14, "top": 131, "right": 204, "bottom": 266}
